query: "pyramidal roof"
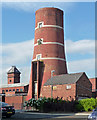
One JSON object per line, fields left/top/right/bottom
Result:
{"left": 7, "top": 66, "right": 21, "bottom": 74}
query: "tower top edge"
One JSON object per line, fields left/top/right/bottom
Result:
{"left": 35, "top": 7, "right": 63, "bottom": 14}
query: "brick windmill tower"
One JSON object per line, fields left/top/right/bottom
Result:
{"left": 27, "top": 7, "right": 67, "bottom": 100}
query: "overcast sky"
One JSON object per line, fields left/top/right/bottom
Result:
{"left": 1, "top": 1, "right": 95, "bottom": 85}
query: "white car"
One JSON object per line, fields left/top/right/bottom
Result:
{"left": 88, "top": 108, "right": 97, "bottom": 120}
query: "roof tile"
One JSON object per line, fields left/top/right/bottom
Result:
{"left": 44, "top": 72, "right": 84, "bottom": 86}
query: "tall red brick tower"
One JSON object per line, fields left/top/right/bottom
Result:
{"left": 27, "top": 7, "right": 67, "bottom": 100}
{"left": 7, "top": 66, "right": 21, "bottom": 84}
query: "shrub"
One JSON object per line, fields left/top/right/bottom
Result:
{"left": 75, "top": 101, "right": 84, "bottom": 111}
{"left": 24, "top": 97, "right": 97, "bottom": 112}
{"left": 76, "top": 98, "right": 97, "bottom": 112}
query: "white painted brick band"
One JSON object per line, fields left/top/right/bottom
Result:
{"left": 35, "top": 25, "right": 63, "bottom": 30}
{"left": 32, "top": 57, "right": 65, "bottom": 61}
{"left": 34, "top": 42, "right": 64, "bottom": 47}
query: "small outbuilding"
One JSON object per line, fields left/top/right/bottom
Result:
{"left": 41, "top": 72, "right": 92, "bottom": 100}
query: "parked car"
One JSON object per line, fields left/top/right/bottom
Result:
{"left": 88, "top": 107, "right": 97, "bottom": 120}
{"left": 0, "top": 102, "right": 15, "bottom": 118}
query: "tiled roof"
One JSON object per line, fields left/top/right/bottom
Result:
{"left": 7, "top": 66, "right": 21, "bottom": 74}
{"left": 44, "top": 72, "right": 84, "bottom": 86}
{"left": 0, "top": 83, "right": 29, "bottom": 88}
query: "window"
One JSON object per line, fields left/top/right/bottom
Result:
{"left": 16, "top": 89, "right": 19, "bottom": 92}
{"left": 37, "top": 38, "right": 43, "bottom": 45}
{"left": 53, "top": 86, "right": 57, "bottom": 90}
{"left": 6, "top": 90, "right": 8, "bottom": 92}
{"left": 20, "top": 89, "right": 23, "bottom": 92}
{"left": 36, "top": 54, "right": 42, "bottom": 60}
{"left": 9, "top": 89, "right": 12, "bottom": 92}
{"left": 13, "top": 89, "right": 15, "bottom": 91}
{"left": 38, "top": 22, "right": 43, "bottom": 28}
{"left": 66, "top": 85, "right": 71, "bottom": 89}
{"left": 2, "top": 90, "right": 5, "bottom": 93}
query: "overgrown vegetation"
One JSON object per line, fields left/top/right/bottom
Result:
{"left": 24, "top": 97, "right": 97, "bottom": 112}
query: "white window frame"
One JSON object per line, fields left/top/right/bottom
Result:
{"left": 38, "top": 21, "right": 44, "bottom": 28}
{"left": 36, "top": 54, "right": 42, "bottom": 60}
{"left": 37, "top": 38, "right": 43, "bottom": 45}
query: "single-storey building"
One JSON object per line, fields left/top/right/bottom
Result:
{"left": 41, "top": 72, "right": 92, "bottom": 100}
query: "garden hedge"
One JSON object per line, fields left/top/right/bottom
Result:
{"left": 24, "top": 97, "right": 97, "bottom": 112}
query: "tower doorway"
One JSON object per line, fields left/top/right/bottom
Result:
{"left": 33, "top": 62, "right": 37, "bottom": 99}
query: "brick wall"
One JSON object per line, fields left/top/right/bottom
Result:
{"left": 35, "top": 8, "right": 63, "bottom": 27}
{"left": 27, "top": 7, "right": 68, "bottom": 100}
{"left": 41, "top": 84, "right": 76, "bottom": 101}
{"left": 8, "top": 73, "right": 15, "bottom": 84}
{"left": 8, "top": 73, "right": 20, "bottom": 84}
{"left": 5, "top": 96, "right": 24, "bottom": 110}
{"left": 41, "top": 73, "right": 92, "bottom": 100}
{"left": 1, "top": 86, "right": 25, "bottom": 94}
{"left": 76, "top": 73, "right": 92, "bottom": 98}
{"left": 89, "top": 78, "right": 97, "bottom": 92}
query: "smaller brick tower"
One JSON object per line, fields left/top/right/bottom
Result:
{"left": 7, "top": 66, "right": 21, "bottom": 84}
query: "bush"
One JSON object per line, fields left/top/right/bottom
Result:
{"left": 24, "top": 97, "right": 97, "bottom": 112}
{"left": 75, "top": 101, "right": 84, "bottom": 111}
{"left": 24, "top": 97, "right": 75, "bottom": 112}
{"left": 76, "top": 98, "right": 97, "bottom": 112}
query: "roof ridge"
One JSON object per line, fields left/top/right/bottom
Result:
{"left": 54, "top": 72, "right": 84, "bottom": 77}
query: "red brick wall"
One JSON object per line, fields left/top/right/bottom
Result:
{"left": 8, "top": 73, "right": 15, "bottom": 84}
{"left": 76, "top": 73, "right": 92, "bottom": 98}
{"left": 5, "top": 96, "right": 23, "bottom": 110}
{"left": 33, "top": 7, "right": 67, "bottom": 86}
{"left": 27, "top": 8, "right": 68, "bottom": 100}
{"left": 89, "top": 78, "right": 96, "bottom": 92}
{"left": 27, "top": 63, "right": 33, "bottom": 100}
{"left": 41, "top": 73, "right": 92, "bottom": 100}
{"left": 0, "top": 86, "right": 28, "bottom": 96}
{"left": 6, "top": 91, "right": 15, "bottom": 96}
{"left": 41, "top": 84, "right": 76, "bottom": 101}
{"left": 35, "top": 8, "right": 63, "bottom": 28}
{"left": 8, "top": 73, "right": 20, "bottom": 84}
